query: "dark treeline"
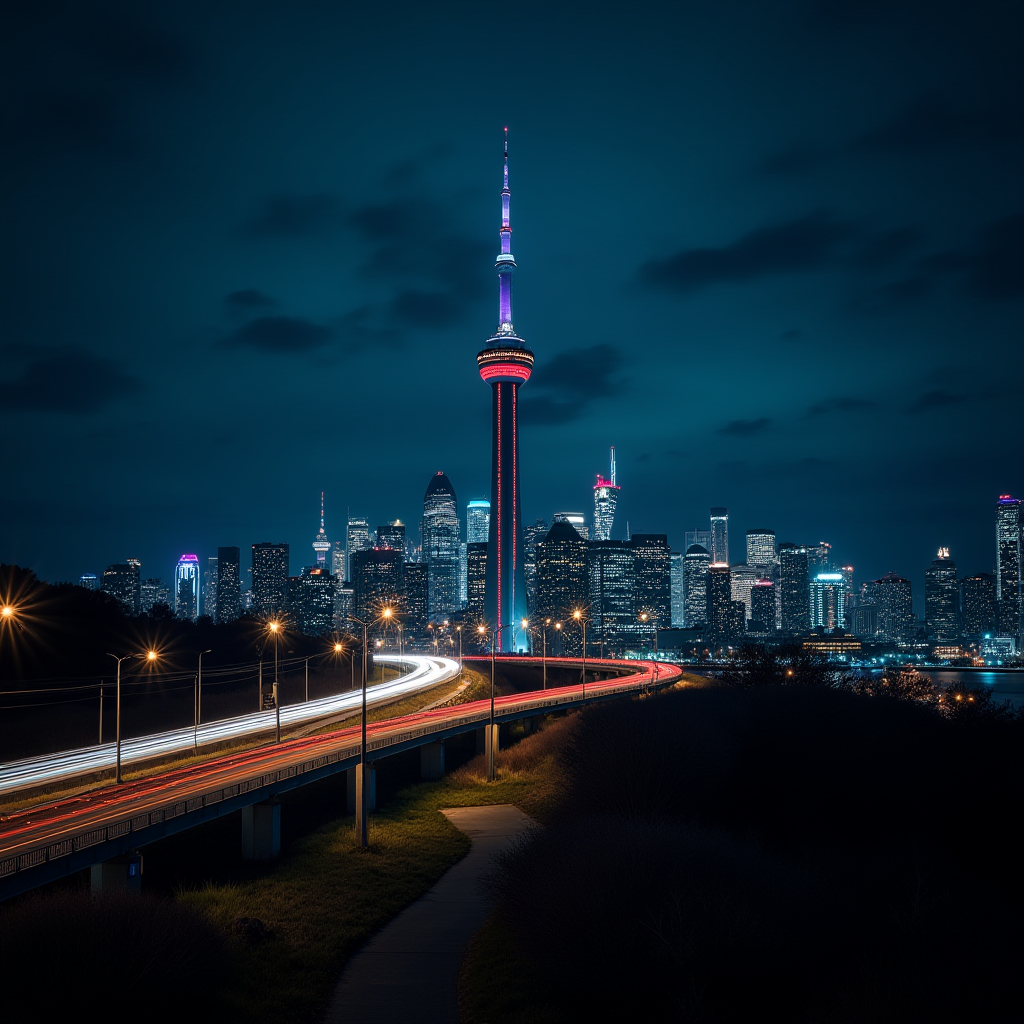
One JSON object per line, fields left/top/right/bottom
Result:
{"left": 487, "top": 666, "right": 1021, "bottom": 1022}
{"left": 0, "top": 564, "right": 356, "bottom": 685}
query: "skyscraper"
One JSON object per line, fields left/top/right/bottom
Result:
{"left": 203, "top": 556, "right": 218, "bottom": 620}
{"left": 745, "top": 529, "right": 776, "bottom": 573}
{"left": 78, "top": 573, "right": 99, "bottom": 590}
{"left": 378, "top": 520, "right": 407, "bottom": 555}
{"left": 995, "top": 495, "right": 1022, "bottom": 642}
{"left": 924, "top": 548, "right": 959, "bottom": 641}
{"left": 587, "top": 540, "right": 636, "bottom": 655}
{"left": 874, "top": 572, "right": 914, "bottom": 643}
{"left": 330, "top": 541, "right": 346, "bottom": 582}
{"left": 140, "top": 578, "right": 170, "bottom": 613}
{"left": 523, "top": 518, "right": 550, "bottom": 613}
{"left": 809, "top": 572, "right": 846, "bottom": 630}
{"left": 961, "top": 573, "right": 996, "bottom": 637}
{"left": 346, "top": 516, "right": 371, "bottom": 580}
{"left": 477, "top": 129, "right": 533, "bottom": 652}
{"left": 670, "top": 552, "right": 685, "bottom": 627}
{"left": 683, "top": 544, "right": 711, "bottom": 628}
{"left": 685, "top": 528, "right": 712, "bottom": 553}
{"left": 350, "top": 547, "right": 403, "bottom": 620}
{"left": 778, "top": 543, "right": 810, "bottom": 634}
{"left": 750, "top": 579, "right": 775, "bottom": 633}
{"left": 467, "top": 499, "right": 490, "bottom": 544}
{"left": 101, "top": 562, "right": 140, "bottom": 615}
{"left": 592, "top": 447, "right": 620, "bottom": 541}
{"left": 729, "top": 563, "right": 761, "bottom": 622}
{"left": 534, "top": 520, "right": 587, "bottom": 654}
{"left": 216, "top": 547, "right": 241, "bottom": 623}
{"left": 174, "top": 554, "right": 200, "bottom": 621}
{"left": 465, "top": 542, "right": 488, "bottom": 627}
{"left": 706, "top": 563, "right": 733, "bottom": 642}
{"left": 289, "top": 567, "right": 336, "bottom": 636}
{"left": 422, "top": 472, "right": 461, "bottom": 621}
{"left": 312, "top": 492, "right": 330, "bottom": 567}
{"left": 553, "top": 512, "right": 588, "bottom": 540}
{"left": 402, "top": 562, "right": 429, "bottom": 646}
{"left": 633, "top": 534, "right": 672, "bottom": 632}
{"left": 251, "top": 542, "right": 289, "bottom": 618}
{"left": 710, "top": 507, "right": 729, "bottom": 565}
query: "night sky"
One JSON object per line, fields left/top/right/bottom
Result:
{"left": 2, "top": 0, "right": 1022, "bottom": 611}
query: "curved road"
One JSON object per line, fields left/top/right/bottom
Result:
{"left": 0, "top": 657, "right": 681, "bottom": 893}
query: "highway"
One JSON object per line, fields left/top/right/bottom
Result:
{"left": 0, "top": 657, "right": 681, "bottom": 895}
{"left": 0, "top": 655, "right": 459, "bottom": 796}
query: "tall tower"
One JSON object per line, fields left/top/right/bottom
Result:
{"left": 593, "top": 447, "right": 621, "bottom": 541}
{"left": 996, "top": 495, "right": 1022, "bottom": 643}
{"left": 477, "top": 128, "right": 534, "bottom": 652}
{"left": 422, "top": 471, "right": 460, "bottom": 620}
{"left": 710, "top": 507, "right": 729, "bottom": 565}
{"left": 312, "top": 492, "right": 330, "bottom": 567}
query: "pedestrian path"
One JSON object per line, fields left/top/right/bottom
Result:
{"left": 323, "top": 804, "right": 537, "bottom": 1024}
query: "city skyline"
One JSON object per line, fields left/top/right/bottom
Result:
{"left": 1, "top": 1, "right": 1021, "bottom": 595}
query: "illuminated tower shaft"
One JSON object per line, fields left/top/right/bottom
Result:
{"left": 477, "top": 129, "right": 533, "bottom": 652}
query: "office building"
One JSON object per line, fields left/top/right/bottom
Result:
{"left": 350, "top": 547, "right": 403, "bottom": 621}
{"left": 102, "top": 562, "right": 141, "bottom": 616}
{"left": 78, "top": 573, "right": 99, "bottom": 590}
{"left": 554, "top": 512, "right": 589, "bottom": 540}
{"left": 874, "top": 572, "right": 914, "bottom": 643}
{"left": 592, "top": 447, "right": 620, "bottom": 541}
{"left": 422, "top": 472, "right": 461, "bottom": 621}
{"left": 346, "top": 516, "right": 371, "bottom": 581}
{"left": 683, "top": 544, "right": 711, "bottom": 628}
{"left": 960, "top": 572, "right": 996, "bottom": 638}
{"left": 467, "top": 499, "right": 491, "bottom": 544}
{"left": 809, "top": 572, "right": 846, "bottom": 630}
{"left": 924, "top": 548, "right": 959, "bottom": 641}
{"left": 289, "top": 567, "right": 336, "bottom": 636}
{"left": 402, "top": 562, "right": 429, "bottom": 645}
{"left": 996, "top": 495, "right": 1022, "bottom": 642}
{"left": 746, "top": 529, "right": 776, "bottom": 573}
{"left": 710, "top": 507, "right": 729, "bottom": 565}
{"left": 216, "top": 547, "right": 241, "bottom": 623}
{"left": 851, "top": 604, "right": 878, "bottom": 638}
{"left": 202, "top": 556, "right": 218, "bottom": 620}
{"left": 523, "top": 518, "right": 550, "bottom": 613}
{"left": 331, "top": 541, "right": 346, "bottom": 582}
{"left": 174, "top": 554, "right": 200, "bottom": 621}
{"left": 685, "top": 528, "right": 712, "bottom": 553}
{"left": 140, "top": 578, "right": 170, "bottom": 614}
{"left": 378, "top": 520, "right": 407, "bottom": 555}
{"left": 706, "top": 563, "right": 734, "bottom": 641}
{"left": 477, "top": 130, "right": 533, "bottom": 652}
{"left": 465, "top": 542, "right": 488, "bottom": 627}
{"left": 633, "top": 534, "right": 672, "bottom": 634}
{"left": 534, "top": 520, "right": 587, "bottom": 652}
{"left": 333, "top": 580, "right": 354, "bottom": 632}
{"left": 251, "top": 542, "right": 289, "bottom": 618}
{"left": 587, "top": 540, "right": 636, "bottom": 655}
{"left": 729, "top": 563, "right": 761, "bottom": 622}
{"left": 778, "top": 543, "right": 810, "bottom": 634}
{"left": 670, "top": 552, "right": 685, "bottom": 627}
{"left": 749, "top": 579, "right": 775, "bottom": 633}
{"left": 806, "top": 542, "right": 832, "bottom": 573}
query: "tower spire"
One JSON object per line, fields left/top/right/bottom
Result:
{"left": 312, "top": 490, "right": 330, "bottom": 566}
{"left": 497, "top": 126, "right": 515, "bottom": 333}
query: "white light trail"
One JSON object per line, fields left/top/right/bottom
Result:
{"left": 0, "top": 656, "right": 459, "bottom": 795}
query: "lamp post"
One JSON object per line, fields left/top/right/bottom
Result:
{"left": 478, "top": 622, "right": 511, "bottom": 782}
{"left": 455, "top": 625, "right": 463, "bottom": 677}
{"left": 106, "top": 649, "right": 157, "bottom": 784}
{"left": 573, "top": 609, "right": 588, "bottom": 703}
{"left": 348, "top": 613, "right": 371, "bottom": 848}
{"left": 268, "top": 621, "right": 282, "bottom": 743}
{"left": 194, "top": 649, "right": 211, "bottom": 752}
{"left": 638, "top": 611, "right": 658, "bottom": 654}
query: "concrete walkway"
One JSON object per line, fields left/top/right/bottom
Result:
{"left": 323, "top": 804, "right": 537, "bottom": 1024}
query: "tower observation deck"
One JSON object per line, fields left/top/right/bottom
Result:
{"left": 477, "top": 128, "right": 533, "bottom": 652}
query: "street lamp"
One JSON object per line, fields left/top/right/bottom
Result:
{"left": 268, "top": 620, "right": 282, "bottom": 743}
{"left": 639, "top": 611, "right": 658, "bottom": 654}
{"left": 478, "top": 622, "right": 512, "bottom": 782}
{"left": 194, "top": 649, "right": 211, "bottom": 752}
{"left": 348, "top": 613, "right": 371, "bottom": 848}
{"left": 573, "top": 609, "right": 589, "bottom": 702}
{"left": 455, "top": 624, "right": 463, "bottom": 677}
{"left": 106, "top": 649, "right": 158, "bottom": 784}
{"left": 521, "top": 617, "right": 551, "bottom": 690}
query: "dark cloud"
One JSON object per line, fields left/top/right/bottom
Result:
{"left": 13, "top": 91, "right": 138, "bottom": 157}
{"left": 390, "top": 289, "right": 461, "bottom": 328}
{"left": 807, "top": 397, "right": 878, "bottom": 417}
{"left": 0, "top": 345, "right": 140, "bottom": 414}
{"left": 778, "top": 329, "right": 803, "bottom": 343}
{"left": 851, "top": 94, "right": 1019, "bottom": 156}
{"left": 848, "top": 277, "right": 931, "bottom": 316}
{"left": 222, "top": 316, "right": 332, "bottom": 354}
{"left": 640, "top": 211, "right": 853, "bottom": 292}
{"left": 521, "top": 344, "right": 627, "bottom": 424}
{"left": 757, "top": 145, "right": 824, "bottom": 176}
{"left": 848, "top": 225, "right": 925, "bottom": 268}
{"left": 332, "top": 306, "right": 403, "bottom": 351}
{"left": 717, "top": 417, "right": 771, "bottom": 436}
{"left": 963, "top": 212, "right": 1024, "bottom": 299}
{"left": 906, "top": 390, "right": 965, "bottom": 413}
{"left": 772, "top": 457, "right": 838, "bottom": 475}
{"left": 224, "top": 289, "right": 275, "bottom": 313}
{"left": 84, "top": 18, "right": 194, "bottom": 82}
{"left": 239, "top": 195, "right": 342, "bottom": 238}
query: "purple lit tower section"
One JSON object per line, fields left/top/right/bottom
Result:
{"left": 477, "top": 128, "right": 533, "bottom": 652}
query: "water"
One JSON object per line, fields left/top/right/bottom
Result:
{"left": 902, "top": 668, "right": 1024, "bottom": 711}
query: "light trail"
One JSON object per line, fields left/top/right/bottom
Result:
{"left": 0, "top": 655, "right": 459, "bottom": 795}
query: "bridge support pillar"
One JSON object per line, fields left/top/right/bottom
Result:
{"left": 241, "top": 799, "right": 281, "bottom": 860}
{"left": 347, "top": 765, "right": 376, "bottom": 814}
{"left": 419, "top": 740, "right": 445, "bottom": 780}
{"left": 520, "top": 716, "right": 535, "bottom": 735}
{"left": 90, "top": 852, "right": 143, "bottom": 895}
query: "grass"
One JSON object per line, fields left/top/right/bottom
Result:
{"left": 173, "top": 711, "right": 573, "bottom": 1024}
